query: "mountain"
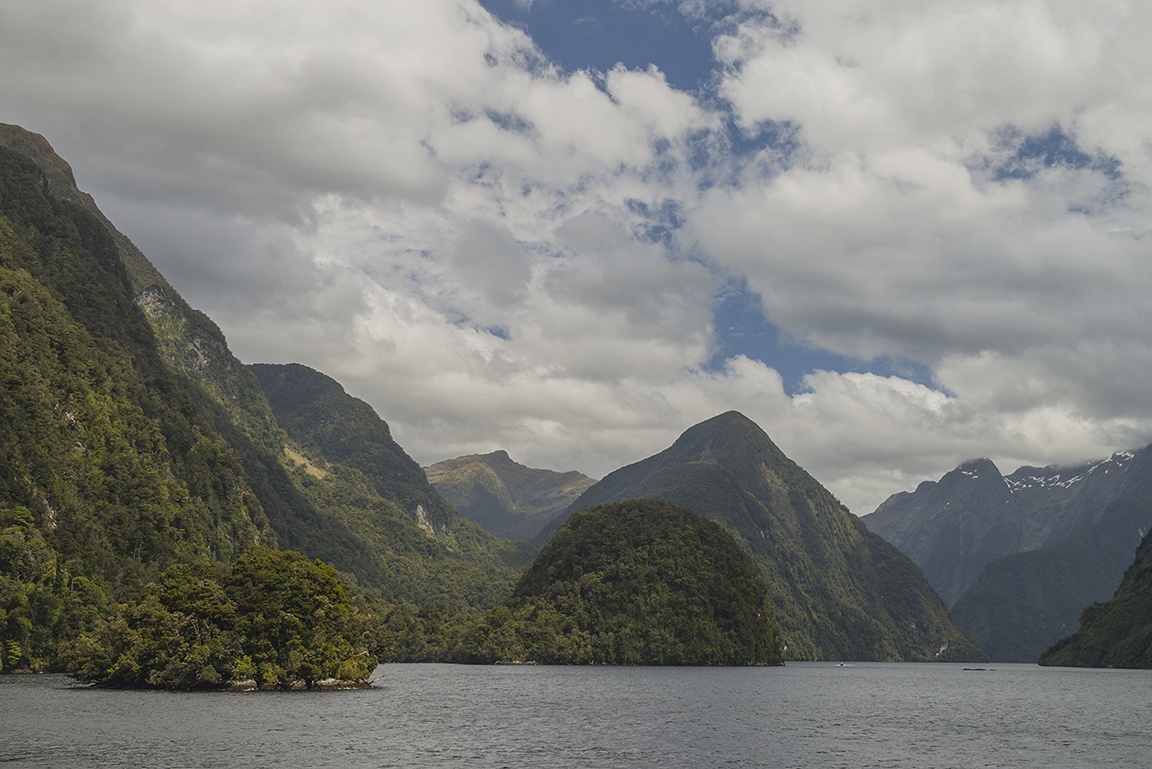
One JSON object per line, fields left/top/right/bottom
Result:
{"left": 0, "top": 126, "right": 534, "bottom": 673}
{"left": 0, "top": 140, "right": 276, "bottom": 670}
{"left": 0, "top": 124, "right": 283, "bottom": 453}
{"left": 1040, "top": 528, "right": 1152, "bottom": 669}
{"left": 540, "top": 411, "right": 985, "bottom": 662}
{"left": 249, "top": 362, "right": 534, "bottom": 605}
{"left": 426, "top": 450, "right": 596, "bottom": 540}
{"left": 865, "top": 450, "right": 1152, "bottom": 606}
{"left": 864, "top": 450, "right": 1152, "bottom": 661}
{"left": 451, "top": 499, "right": 784, "bottom": 665}
{"left": 950, "top": 495, "right": 1152, "bottom": 661}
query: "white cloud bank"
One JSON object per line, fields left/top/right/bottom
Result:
{"left": 3, "top": 0, "right": 1152, "bottom": 515}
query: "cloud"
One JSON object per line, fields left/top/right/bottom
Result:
{"left": 682, "top": 0, "right": 1152, "bottom": 507}
{"left": 3, "top": 0, "right": 1152, "bottom": 518}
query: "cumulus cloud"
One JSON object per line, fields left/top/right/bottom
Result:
{"left": 3, "top": 0, "right": 1152, "bottom": 515}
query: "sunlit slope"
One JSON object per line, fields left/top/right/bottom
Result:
{"left": 427, "top": 450, "right": 596, "bottom": 540}
{"left": 251, "top": 362, "right": 535, "bottom": 603}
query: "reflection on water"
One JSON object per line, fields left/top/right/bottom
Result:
{"left": 2, "top": 663, "right": 1150, "bottom": 768}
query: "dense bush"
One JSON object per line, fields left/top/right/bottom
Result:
{"left": 451, "top": 500, "right": 783, "bottom": 665}
{"left": 62, "top": 547, "right": 391, "bottom": 688}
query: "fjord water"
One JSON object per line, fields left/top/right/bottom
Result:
{"left": 3, "top": 663, "right": 1149, "bottom": 768}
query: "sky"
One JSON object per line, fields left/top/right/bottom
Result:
{"left": 3, "top": 0, "right": 1151, "bottom": 516}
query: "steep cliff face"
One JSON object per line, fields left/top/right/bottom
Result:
{"left": 544, "top": 411, "right": 985, "bottom": 662}
{"left": 0, "top": 123, "right": 283, "bottom": 453}
{"left": 0, "top": 143, "right": 275, "bottom": 670}
{"left": 427, "top": 450, "right": 596, "bottom": 540}
{"left": 1, "top": 126, "right": 533, "bottom": 631}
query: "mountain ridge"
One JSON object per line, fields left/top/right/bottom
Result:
{"left": 427, "top": 450, "right": 596, "bottom": 540}
{"left": 1, "top": 125, "right": 531, "bottom": 640}
{"left": 865, "top": 448, "right": 1152, "bottom": 660}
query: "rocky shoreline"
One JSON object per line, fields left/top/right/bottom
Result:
{"left": 224, "top": 677, "right": 372, "bottom": 691}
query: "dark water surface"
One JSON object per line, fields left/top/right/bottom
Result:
{"left": 2, "top": 662, "right": 1150, "bottom": 768}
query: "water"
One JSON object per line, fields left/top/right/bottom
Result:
{"left": 2, "top": 662, "right": 1150, "bottom": 768}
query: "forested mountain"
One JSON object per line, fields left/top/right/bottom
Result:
{"left": 0, "top": 142, "right": 275, "bottom": 670}
{"left": 248, "top": 363, "right": 534, "bottom": 604}
{"left": 864, "top": 451, "right": 1152, "bottom": 660}
{"left": 1040, "top": 528, "right": 1152, "bottom": 669}
{"left": 450, "top": 500, "right": 784, "bottom": 665}
{"left": 0, "top": 124, "right": 283, "bottom": 453}
{"left": 427, "top": 450, "right": 596, "bottom": 540}
{"left": 0, "top": 127, "right": 533, "bottom": 671}
{"left": 540, "top": 412, "right": 984, "bottom": 662}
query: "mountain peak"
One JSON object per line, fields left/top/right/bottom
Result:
{"left": 0, "top": 124, "right": 80, "bottom": 198}
{"left": 958, "top": 457, "right": 1000, "bottom": 473}
{"left": 548, "top": 411, "right": 984, "bottom": 661}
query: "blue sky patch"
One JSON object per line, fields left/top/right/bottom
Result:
{"left": 478, "top": 0, "right": 720, "bottom": 92}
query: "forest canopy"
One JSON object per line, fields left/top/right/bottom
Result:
{"left": 451, "top": 500, "right": 784, "bottom": 666}
{"left": 62, "top": 547, "right": 391, "bottom": 689}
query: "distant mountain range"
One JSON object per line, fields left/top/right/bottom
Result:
{"left": 864, "top": 450, "right": 1152, "bottom": 661}
{"left": 426, "top": 450, "right": 596, "bottom": 540}
{"left": 541, "top": 412, "right": 985, "bottom": 662}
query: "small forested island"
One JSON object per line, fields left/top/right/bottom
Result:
{"left": 447, "top": 499, "right": 784, "bottom": 665}
{"left": 61, "top": 547, "right": 392, "bottom": 689}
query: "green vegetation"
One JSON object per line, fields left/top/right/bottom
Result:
{"left": 543, "top": 412, "right": 985, "bottom": 662}
{"left": 62, "top": 547, "right": 391, "bottom": 688}
{"left": 1039, "top": 527, "right": 1152, "bottom": 668}
{"left": 427, "top": 450, "right": 596, "bottom": 541}
{"left": 0, "top": 134, "right": 536, "bottom": 675}
{"left": 0, "top": 146, "right": 273, "bottom": 671}
{"left": 448, "top": 500, "right": 782, "bottom": 665}
{"left": 0, "top": 129, "right": 987, "bottom": 675}
{"left": 250, "top": 363, "right": 534, "bottom": 606}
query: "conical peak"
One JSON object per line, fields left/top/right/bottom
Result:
{"left": 675, "top": 411, "right": 767, "bottom": 446}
